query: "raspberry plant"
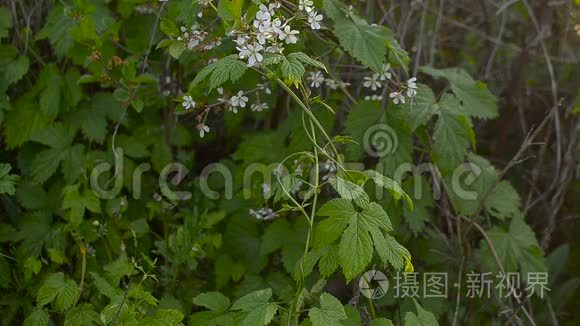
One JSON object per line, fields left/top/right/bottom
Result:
{"left": 0, "top": 0, "right": 577, "bottom": 325}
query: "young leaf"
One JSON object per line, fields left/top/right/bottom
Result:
{"left": 193, "top": 292, "right": 231, "bottom": 313}
{"left": 230, "top": 289, "right": 278, "bottom": 326}
{"left": 308, "top": 292, "right": 347, "bottom": 326}
{"left": 0, "top": 163, "right": 19, "bottom": 195}
{"left": 64, "top": 304, "right": 101, "bottom": 326}
{"left": 420, "top": 66, "right": 498, "bottom": 119}
{"left": 37, "top": 272, "right": 80, "bottom": 312}
{"left": 404, "top": 299, "right": 439, "bottom": 326}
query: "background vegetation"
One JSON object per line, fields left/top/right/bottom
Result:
{"left": 0, "top": 0, "right": 578, "bottom": 325}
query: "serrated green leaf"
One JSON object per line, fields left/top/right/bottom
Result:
{"left": 404, "top": 299, "right": 438, "bottom": 326}
{"left": 406, "top": 84, "right": 437, "bottom": 130}
{"left": 37, "top": 272, "right": 80, "bottom": 312}
{"left": 364, "top": 170, "right": 413, "bottom": 209}
{"left": 281, "top": 55, "right": 305, "bottom": 86}
{"left": 344, "top": 100, "right": 384, "bottom": 160}
{"left": 193, "top": 292, "right": 230, "bottom": 313}
{"left": 308, "top": 292, "right": 347, "bottom": 326}
{"left": 432, "top": 96, "right": 474, "bottom": 174}
{"left": 420, "top": 66, "right": 498, "bottom": 119}
{"left": 24, "top": 307, "right": 49, "bottom": 326}
{"left": 230, "top": 289, "right": 278, "bottom": 326}
{"left": 0, "top": 163, "right": 19, "bottom": 195}
{"left": 64, "top": 304, "right": 100, "bottom": 326}
{"left": 328, "top": 176, "right": 370, "bottom": 208}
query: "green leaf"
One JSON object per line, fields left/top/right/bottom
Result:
{"left": 308, "top": 292, "right": 347, "bottom": 326}
{"left": 344, "top": 100, "right": 384, "bottom": 160}
{"left": 37, "top": 8, "right": 75, "bottom": 57}
{"left": 406, "top": 84, "right": 437, "bottom": 130}
{"left": 24, "top": 307, "right": 49, "bottom": 326}
{"left": 328, "top": 176, "right": 370, "bottom": 208}
{"left": 37, "top": 272, "right": 80, "bottom": 312}
{"left": 4, "top": 101, "right": 49, "bottom": 148}
{"left": 168, "top": 42, "right": 186, "bottom": 59}
{"left": 0, "top": 163, "right": 19, "bottom": 195}
{"left": 371, "top": 318, "right": 394, "bottom": 326}
{"left": 0, "top": 7, "right": 12, "bottom": 39}
{"left": 281, "top": 55, "right": 305, "bottom": 86}
{"left": 432, "top": 95, "right": 474, "bottom": 174}
{"left": 31, "top": 148, "right": 64, "bottom": 183}
{"left": 64, "top": 304, "right": 101, "bottom": 326}
{"left": 160, "top": 18, "right": 179, "bottom": 37}
{"left": 62, "top": 184, "right": 101, "bottom": 227}
{"left": 316, "top": 199, "right": 396, "bottom": 280}
{"left": 404, "top": 299, "right": 439, "bottom": 326}
{"left": 381, "top": 234, "right": 411, "bottom": 270}
{"left": 324, "top": 0, "right": 406, "bottom": 72}
{"left": 339, "top": 216, "right": 373, "bottom": 282}
{"left": 193, "top": 292, "right": 231, "bottom": 313}
{"left": 141, "top": 309, "right": 184, "bottom": 325}
{"left": 89, "top": 272, "right": 119, "bottom": 299}
{"left": 420, "top": 66, "right": 498, "bottom": 119}
{"left": 288, "top": 52, "right": 327, "bottom": 71}
{"left": 39, "top": 74, "right": 63, "bottom": 119}
{"left": 69, "top": 104, "right": 109, "bottom": 143}
{"left": 230, "top": 289, "right": 278, "bottom": 326}
{"left": 484, "top": 181, "right": 521, "bottom": 220}
{"left": 191, "top": 55, "right": 247, "bottom": 89}
{"left": 217, "top": 0, "right": 243, "bottom": 21}
{"left": 364, "top": 170, "right": 413, "bottom": 209}
{"left": 480, "top": 216, "right": 544, "bottom": 273}
{"left": 260, "top": 219, "right": 292, "bottom": 255}
{"left": 1, "top": 55, "right": 29, "bottom": 90}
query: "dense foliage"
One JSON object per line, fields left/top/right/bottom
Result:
{"left": 0, "top": 0, "right": 578, "bottom": 325}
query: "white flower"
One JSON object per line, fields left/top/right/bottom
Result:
{"left": 177, "top": 26, "right": 188, "bottom": 40}
{"left": 262, "top": 183, "right": 271, "bottom": 197}
{"left": 269, "top": 18, "right": 283, "bottom": 35}
{"left": 198, "top": 124, "right": 210, "bottom": 138}
{"left": 253, "top": 10, "right": 271, "bottom": 29}
{"left": 279, "top": 25, "right": 299, "bottom": 44}
{"left": 185, "top": 30, "right": 207, "bottom": 50}
{"left": 231, "top": 91, "right": 249, "bottom": 108}
{"left": 265, "top": 43, "right": 284, "bottom": 54}
{"left": 299, "top": 0, "right": 314, "bottom": 12}
{"left": 251, "top": 102, "right": 269, "bottom": 112}
{"left": 379, "top": 64, "right": 392, "bottom": 81}
{"left": 390, "top": 91, "right": 406, "bottom": 104}
{"left": 308, "top": 11, "right": 323, "bottom": 30}
{"left": 181, "top": 95, "right": 195, "bottom": 109}
{"left": 363, "top": 74, "right": 382, "bottom": 91}
{"left": 258, "top": 83, "right": 271, "bottom": 94}
{"left": 234, "top": 34, "right": 249, "bottom": 47}
{"left": 249, "top": 207, "right": 277, "bottom": 220}
{"left": 406, "top": 77, "right": 418, "bottom": 97}
{"left": 364, "top": 94, "right": 384, "bottom": 101}
{"left": 238, "top": 43, "right": 264, "bottom": 66}
{"left": 325, "top": 78, "right": 338, "bottom": 90}
{"left": 308, "top": 71, "right": 325, "bottom": 88}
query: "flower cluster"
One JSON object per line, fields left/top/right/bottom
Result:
{"left": 389, "top": 77, "right": 418, "bottom": 104}
{"left": 233, "top": 3, "right": 302, "bottom": 67}
{"left": 184, "top": 82, "right": 272, "bottom": 138}
{"left": 307, "top": 71, "right": 349, "bottom": 90}
{"left": 249, "top": 207, "right": 278, "bottom": 221}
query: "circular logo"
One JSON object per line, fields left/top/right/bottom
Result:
{"left": 363, "top": 124, "right": 398, "bottom": 158}
{"left": 358, "top": 270, "right": 389, "bottom": 299}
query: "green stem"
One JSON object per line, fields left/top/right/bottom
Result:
{"left": 275, "top": 78, "right": 343, "bottom": 166}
